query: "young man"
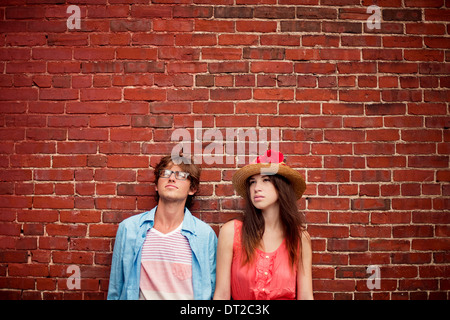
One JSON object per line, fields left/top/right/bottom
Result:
{"left": 107, "top": 155, "right": 217, "bottom": 300}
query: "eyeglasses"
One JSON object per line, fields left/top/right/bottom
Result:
{"left": 159, "top": 169, "right": 190, "bottom": 181}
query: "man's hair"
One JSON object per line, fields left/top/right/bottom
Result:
{"left": 153, "top": 154, "right": 201, "bottom": 209}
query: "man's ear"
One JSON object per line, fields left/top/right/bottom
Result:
{"left": 188, "top": 186, "right": 197, "bottom": 196}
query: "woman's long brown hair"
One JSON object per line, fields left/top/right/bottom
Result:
{"left": 240, "top": 174, "right": 306, "bottom": 270}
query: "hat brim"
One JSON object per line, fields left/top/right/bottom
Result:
{"left": 232, "top": 163, "right": 306, "bottom": 200}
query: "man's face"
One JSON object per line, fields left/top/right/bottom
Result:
{"left": 155, "top": 164, "right": 195, "bottom": 204}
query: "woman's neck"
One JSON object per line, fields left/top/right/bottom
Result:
{"left": 262, "top": 202, "right": 281, "bottom": 231}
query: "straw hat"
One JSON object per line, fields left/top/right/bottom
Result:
{"left": 232, "top": 150, "right": 306, "bottom": 200}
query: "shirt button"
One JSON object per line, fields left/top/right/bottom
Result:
{"left": 264, "top": 272, "right": 268, "bottom": 275}
{"left": 266, "top": 255, "right": 269, "bottom": 259}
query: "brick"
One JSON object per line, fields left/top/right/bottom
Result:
{"left": 253, "top": 88, "right": 294, "bottom": 101}
{"left": 393, "top": 225, "right": 434, "bottom": 238}
{"left": 210, "top": 89, "right": 252, "bottom": 101}
{"left": 107, "top": 155, "right": 149, "bottom": 168}
{"left": 74, "top": 48, "right": 115, "bottom": 60}
{"left": 214, "top": 6, "right": 253, "bottom": 19}
{"left": 322, "top": 21, "right": 362, "bottom": 34}
{"left": 215, "top": 115, "right": 257, "bottom": 127}
{"left": 124, "top": 88, "right": 166, "bottom": 101}
{"left": 94, "top": 197, "right": 136, "bottom": 210}
{"left": 297, "top": 89, "right": 337, "bottom": 101}
{"left": 132, "top": 33, "right": 174, "bottom": 46}
{"left": 89, "top": 224, "right": 118, "bottom": 238}
{"left": 369, "top": 239, "right": 410, "bottom": 251}
{"left": 81, "top": 88, "right": 121, "bottom": 101}
{"left": 295, "top": 62, "right": 335, "bottom": 74}
{"left": 251, "top": 61, "right": 293, "bottom": 73}
{"left": 34, "top": 169, "right": 74, "bottom": 181}
{"left": 412, "top": 239, "right": 450, "bottom": 251}
{"left": 351, "top": 199, "right": 391, "bottom": 211}
{"left": 46, "top": 224, "right": 86, "bottom": 237}
{"left": 68, "top": 128, "right": 108, "bottom": 141}
{"left": 175, "top": 34, "right": 217, "bottom": 46}
{"left": 116, "top": 48, "right": 157, "bottom": 60}
{"left": 260, "top": 34, "right": 300, "bottom": 46}
{"left": 235, "top": 102, "right": 276, "bottom": 115}
{"left": 383, "top": 36, "right": 423, "bottom": 48}
{"left": 297, "top": 6, "right": 336, "bottom": 19}
{"left": 237, "top": 21, "right": 277, "bottom": 33}
{"left": 209, "top": 62, "right": 249, "bottom": 74}
{"left": 0, "top": 88, "right": 38, "bottom": 101}
{"left": 33, "top": 197, "right": 74, "bottom": 209}
{"left": 6, "top": 6, "right": 45, "bottom": 19}
{"left": 308, "top": 225, "right": 349, "bottom": 238}
{"left": 383, "top": 9, "right": 422, "bottom": 21}
{"left": 110, "top": 19, "right": 152, "bottom": 32}
{"left": 404, "top": 49, "right": 444, "bottom": 61}
{"left": 308, "top": 197, "right": 349, "bottom": 210}
{"left": 0, "top": 0, "right": 448, "bottom": 301}
{"left": 309, "top": 170, "right": 350, "bottom": 182}
{"left": 9, "top": 264, "right": 48, "bottom": 277}
{"left": 69, "top": 238, "right": 111, "bottom": 252}
{"left": 243, "top": 47, "right": 284, "bottom": 60}
{"left": 254, "top": 6, "right": 295, "bottom": 19}
{"left": 153, "top": 19, "right": 193, "bottom": 32}
{"left": 201, "top": 48, "right": 241, "bottom": 60}
{"left": 52, "top": 251, "right": 93, "bottom": 265}
{"left": 173, "top": 6, "right": 213, "bottom": 18}
{"left": 167, "top": 88, "right": 208, "bottom": 101}
{"left": 195, "top": 20, "right": 234, "bottom": 32}
{"left": 280, "top": 20, "right": 321, "bottom": 32}
{"left": 327, "top": 239, "right": 368, "bottom": 252}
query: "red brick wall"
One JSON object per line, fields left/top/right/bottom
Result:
{"left": 0, "top": 0, "right": 449, "bottom": 300}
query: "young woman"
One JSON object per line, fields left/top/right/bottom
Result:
{"left": 214, "top": 150, "right": 313, "bottom": 300}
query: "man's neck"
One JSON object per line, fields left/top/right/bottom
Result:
{"left": 153, "top": 200, "right": 186, "bottom": 234}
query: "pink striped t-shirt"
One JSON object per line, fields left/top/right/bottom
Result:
{"left": 139, "top": 224, "right": 194, "bottom": 300}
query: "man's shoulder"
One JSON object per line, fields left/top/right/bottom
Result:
{"left": 191, "top": 214, "right": 212, "bottom": 229}
{"left": 187, "top": 212, "right": 216, "bottom": 238}
{"left": 119, "top": 210, "right": 152, "bottom": 229}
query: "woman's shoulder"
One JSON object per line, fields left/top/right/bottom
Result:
{"left": 219, "top": 219, "right": 242, "bottom": 241}
{"left": 220, "top": 219, "right": 237, "bottom": 233}
{"left": 300, "top": 229, "right": 311, "bottom": 241}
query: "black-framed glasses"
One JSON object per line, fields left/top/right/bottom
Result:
{"left": 159, "top": 169, "right": 190, "bottom": 181}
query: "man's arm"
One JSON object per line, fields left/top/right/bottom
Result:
{"left": 208, "top": 228, "right": 218, "bottom": 299}
{"left": 107, "top": 223, "right": 126, "bottom": 300}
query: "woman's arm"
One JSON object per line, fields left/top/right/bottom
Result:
{"left": 213, "top": 220, "right": 235, "bottom": 300}
{"left": 297, "top": 230, "right": 314, "bottom": 300}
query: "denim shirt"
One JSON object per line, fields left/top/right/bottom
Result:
{"left": 107, "top": 206, "right": 217, "bottom": 300}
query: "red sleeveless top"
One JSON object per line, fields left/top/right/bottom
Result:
{"left": 230, "top": 220, "right": 297, "bottom": 300}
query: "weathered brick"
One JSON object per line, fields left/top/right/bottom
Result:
{"left": 0, "top": 0, "right": 448, "bottom": 301}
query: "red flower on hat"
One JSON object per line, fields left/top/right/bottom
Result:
{"left": 255, "top": 150, "right": 284, "bottom": 164}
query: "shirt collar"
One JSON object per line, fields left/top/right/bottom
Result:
{"left": 139, "top": 206, "right": 196, "bottom": 235}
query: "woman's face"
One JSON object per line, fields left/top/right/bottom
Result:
{"left": 248, "top": 174, "right": 279, "bottom": 210}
